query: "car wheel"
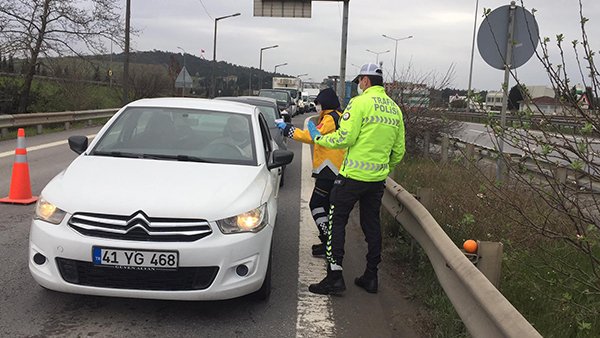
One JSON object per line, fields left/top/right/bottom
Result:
{"left": 279, "top": 166, "right": 285, "bottom": 187}
{"left": 253, "top": 247, "right": 272, "bottom": 301}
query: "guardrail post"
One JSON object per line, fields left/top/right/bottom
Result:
{"left": 465, "top": 143, "right": 475, "bottom": 164}
{"left": 1, "top": 128, "right": 7, "bottom": 139}
{"left": 441, "top": 135, "right": 449, "bottom": 163}
{"left": 87, "top": 119, "right": 93, "bottom": 127}
{"left": 64, "top": 122, "right": 70, "bottom": 130}
{"left": 476, "top": 241, "right": 504, "bottom": 288}
{"left": 413, "top": 188, "right": 434, "bottom": 262}
{"left": 556, "top": 167, "right": 568, "bottom": 184}
{"left": 36, "top": 124, "right": 43, "bottom": 135}
{"left": 423, "top": 132, "right": 431, "bottom": 158}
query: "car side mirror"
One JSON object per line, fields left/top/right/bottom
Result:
{"left": 268, "top": 150, "right": 294, "bottom": 170}
{"left": 68, "top": 135, "right": 88, "bottom": 154}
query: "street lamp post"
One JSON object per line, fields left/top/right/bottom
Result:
{"left": 259, "top": 44, "right": 278, "bottom": 90}
{"left": 274, "top": 62, "right": 287, "bottom": 73}
{"left": 365, "top": 49, "right": 390, "bottom": 65}
{"left": 466, "top": 0, "right": 479, "bottom": 114}
{"left": 381, "top": 34, "right": 413, "bottom": 83}
{"left": 177, "top": 46, "right": 186, "bottom": 97}
{"left": 212, "top": 12, "right": 240, "bottom": 97}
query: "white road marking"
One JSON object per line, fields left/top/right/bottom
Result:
{"left": 0, "top": 134, "right": 97, "bottom": 159}
{"left": 296, "top": 116, "right": 335, "bottom": 337}
{"left": 468, "top": 129, "right": 485, "bottom": 133}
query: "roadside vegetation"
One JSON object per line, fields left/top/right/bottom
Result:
{"left": 383, "top": 156, "right": 600, "bottom": 337}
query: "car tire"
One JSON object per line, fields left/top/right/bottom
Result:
{"left": 253, "top": 247, "right": 272, "bottom": 301}
{"left": 279, "top": 166, "right": 285, "bottom": 187}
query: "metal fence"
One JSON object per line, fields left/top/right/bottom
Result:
{"left": 382, "top": 179, "right": 541, "bottom": 337}
{"left": 0, "top": 108, "right": 118, "bottom": 138}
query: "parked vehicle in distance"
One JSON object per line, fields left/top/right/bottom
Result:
{"left": 215, "top": 96, "right": 289, "bottom": 186}
{"left": 258, "top": 89, "right": 297, "bottom": 116}
{"left": 28, "top": 97, "right": 293, "bottom": 301}
{"left": 272, "top": 77, "right": 303, "bottom": 114}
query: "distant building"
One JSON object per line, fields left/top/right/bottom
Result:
{"left": 385, "top": 82, "right": 430, "bottom": 109}
{"left": 519, "top": 96, "right": 564, "bottom": 115}
{"left": 485, "top": 91, "right": 504, "bottom": 110}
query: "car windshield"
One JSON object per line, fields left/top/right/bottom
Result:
{"left": 256, "top": 105, "right": 279, "bottom": 125}
{"left": 91, "top": 107, "right": 257, "bottom": 166}
{"left": 260, "top": 90, "right": 288, "bottom": 102}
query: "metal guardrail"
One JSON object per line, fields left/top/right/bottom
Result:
{"left": 0, "top": 108, "right": 118, "bottom": 131}
{"left": 382, "top": 178, "right": 542, "bottom": 337}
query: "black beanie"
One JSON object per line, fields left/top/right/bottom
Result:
{"left": 314, "top": 87, "right": 341, "bottom": 110}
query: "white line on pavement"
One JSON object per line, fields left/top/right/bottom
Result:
{"left": 296, "top": 116, "right": 335, "bottom": 337}
{"left": 0, "top": 134, "right": 97, "bottom": 159}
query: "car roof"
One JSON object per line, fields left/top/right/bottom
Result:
{"left": 216, "top": 96, "right": 278, "bottom": 106}
{"left": 126, "top": 97, "right": 257, "bottom": 116}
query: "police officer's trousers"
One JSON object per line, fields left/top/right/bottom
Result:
{"left": 326, "top": 176, "right": 385, "bottom": 272}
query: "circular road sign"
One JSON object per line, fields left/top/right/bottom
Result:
{"left": 478, "top": 4, "right": 539, "bottom": 70}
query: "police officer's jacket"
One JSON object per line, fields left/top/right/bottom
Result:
{"left": 314, "top": 85, "right": 405, "bottom": 182}
{"left": 282, "top": 109, "right": 345, "bottom": 180}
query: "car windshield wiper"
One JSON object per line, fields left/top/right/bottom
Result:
{"left": 91, "top": 150, "right": 143, "bottom": 159}
{"left": 140, "top": 153, "right": 216, "bottom": 163}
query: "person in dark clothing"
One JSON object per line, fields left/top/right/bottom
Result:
{"left": 277, "top": 88, "right": 346, "bottom": 257}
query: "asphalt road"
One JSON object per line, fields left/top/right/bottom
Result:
{"left": 0, "top": 114, "right": 422, "bottom": 337}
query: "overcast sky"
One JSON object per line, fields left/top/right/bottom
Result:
{"left": 127, "top": 0, "right": 600, "bottom": 91}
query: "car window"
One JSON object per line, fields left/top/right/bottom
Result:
{"left": 256, "top": 105, "right": 279, "bottom": 124}
{"left": 259, "top": 90, "right": 288, "bottom": 102}
{"left": 257, "top": 112, "right": 273, "bottom": 158}
{"left": 91, "top": 107, "right": 257, "bottom": 166}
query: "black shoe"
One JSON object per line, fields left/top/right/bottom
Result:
{"left": 309, "top": 270, "right": 346, "bottom": 295}
{"left": 311, "top": 243, "right": 326, "bottom": 257}
{"left": 354, "top": 274, "right": 378, "bottom": 293}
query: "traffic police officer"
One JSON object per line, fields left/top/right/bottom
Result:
{"left": 306, "top": 63, "right": 406, "bottom": 295}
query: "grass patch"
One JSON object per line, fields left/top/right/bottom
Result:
{"left": 383, "top": 156, "right": 600, "bottom": 337}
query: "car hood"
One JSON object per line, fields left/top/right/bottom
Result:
{"left": 42, "top": 156, "right": 269, "bottom": 221}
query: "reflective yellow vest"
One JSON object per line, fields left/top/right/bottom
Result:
{"left": 314, "top": 86, "right": 405, "bottom": 182}
{"left": 288, "top": 109, "right": 346, "bottom": 180}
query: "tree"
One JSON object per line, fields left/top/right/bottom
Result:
{"left": 508, "top": 84, "right": 524, "bottom": 110}
{"left": 0, "top": 0, "right": 124, "bottom": 113}
{"left": 480, "top": 0, "right": 600, "bottom": 312}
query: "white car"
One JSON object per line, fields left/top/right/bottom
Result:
{"left": 28, "top": 98, "right": 293, "bottom": 301}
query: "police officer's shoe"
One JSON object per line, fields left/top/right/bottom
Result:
{"left": 311, "top": 243, "right": 326, "bottom": 257}
{"left": 309, "top": 270, "right": 346, "bottom": 295}
{"left": 354, "top": 272, "right": 378, "bottom": 293}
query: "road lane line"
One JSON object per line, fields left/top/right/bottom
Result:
{"left": 0, "top": 134, "right": 97, "bottom": 159}
{"left": 296, "top": 117, "right": 335, "bottom": 337}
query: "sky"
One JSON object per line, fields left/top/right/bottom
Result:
{"left": 125, "top": 0, "right": 600, "bottom": 91}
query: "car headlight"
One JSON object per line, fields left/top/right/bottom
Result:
{"left": 35, "top": 197, "right": 67, "bottom": 225}
{"left": 216, "top": 204, "right": 268, "bottom": 234}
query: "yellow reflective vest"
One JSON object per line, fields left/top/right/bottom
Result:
{"left": 283, "top": 109, "right": 345, "bottom": 180}
{"left": 314, "top": 86, "right": 405, "bottom": 182}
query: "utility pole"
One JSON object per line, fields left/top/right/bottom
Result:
{"left": 122, "top": 0, "right": 130, "bottom": 105}
{"left": 466, "top": 0, "right": 479, "bottom": 114}
{"left": 338, "top": 0, "right": 349, "bottom": 107}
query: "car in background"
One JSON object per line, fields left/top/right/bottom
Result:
{"left": 258, "top": 89, "right": 297, "bottom": 117}
{"left": 28, "top": 97, "right": 293, "bottom": 301}
{"left": 215, "top": 96, "right": 290, "bottom": 186}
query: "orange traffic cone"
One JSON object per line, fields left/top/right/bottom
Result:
{"left": 0, "top": 128, "right": 38, "bottom": 204}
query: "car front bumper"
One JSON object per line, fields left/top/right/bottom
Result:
{"left": 29, "top": 218, "right": 272, "bottom": 301}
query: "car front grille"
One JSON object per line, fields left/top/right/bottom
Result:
{"left": 68, "top": 211, "right": 212, "bottom": 242}
{"left": 56, "top": 258, "right": 219, "bottom": 291}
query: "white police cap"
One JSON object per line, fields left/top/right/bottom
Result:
{"left": 352, "top": 63, "right": 383, "bottom": 83}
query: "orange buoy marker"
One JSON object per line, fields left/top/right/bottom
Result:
{"left": 0, "top": 128, "right": 38, "bottom": 205}
{"left": 463, "top": 239, "right": 478, "bottom": 254}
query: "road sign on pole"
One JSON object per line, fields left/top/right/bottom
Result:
{"left": 175, "top": 66, "right": 193, "bottom": 89}
{"left": 477, "top": 1, "right": 539, "bottom": 182}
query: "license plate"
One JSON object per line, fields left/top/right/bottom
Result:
{"left": 92, "top": 247, "right": 178, "bottom": 270}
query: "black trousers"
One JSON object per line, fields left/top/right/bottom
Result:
{"left": 326, "top": 176, "right": 385, "bottom": 272}
{"left": 309, "top": 178, "right": 335, "bottom": 241}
